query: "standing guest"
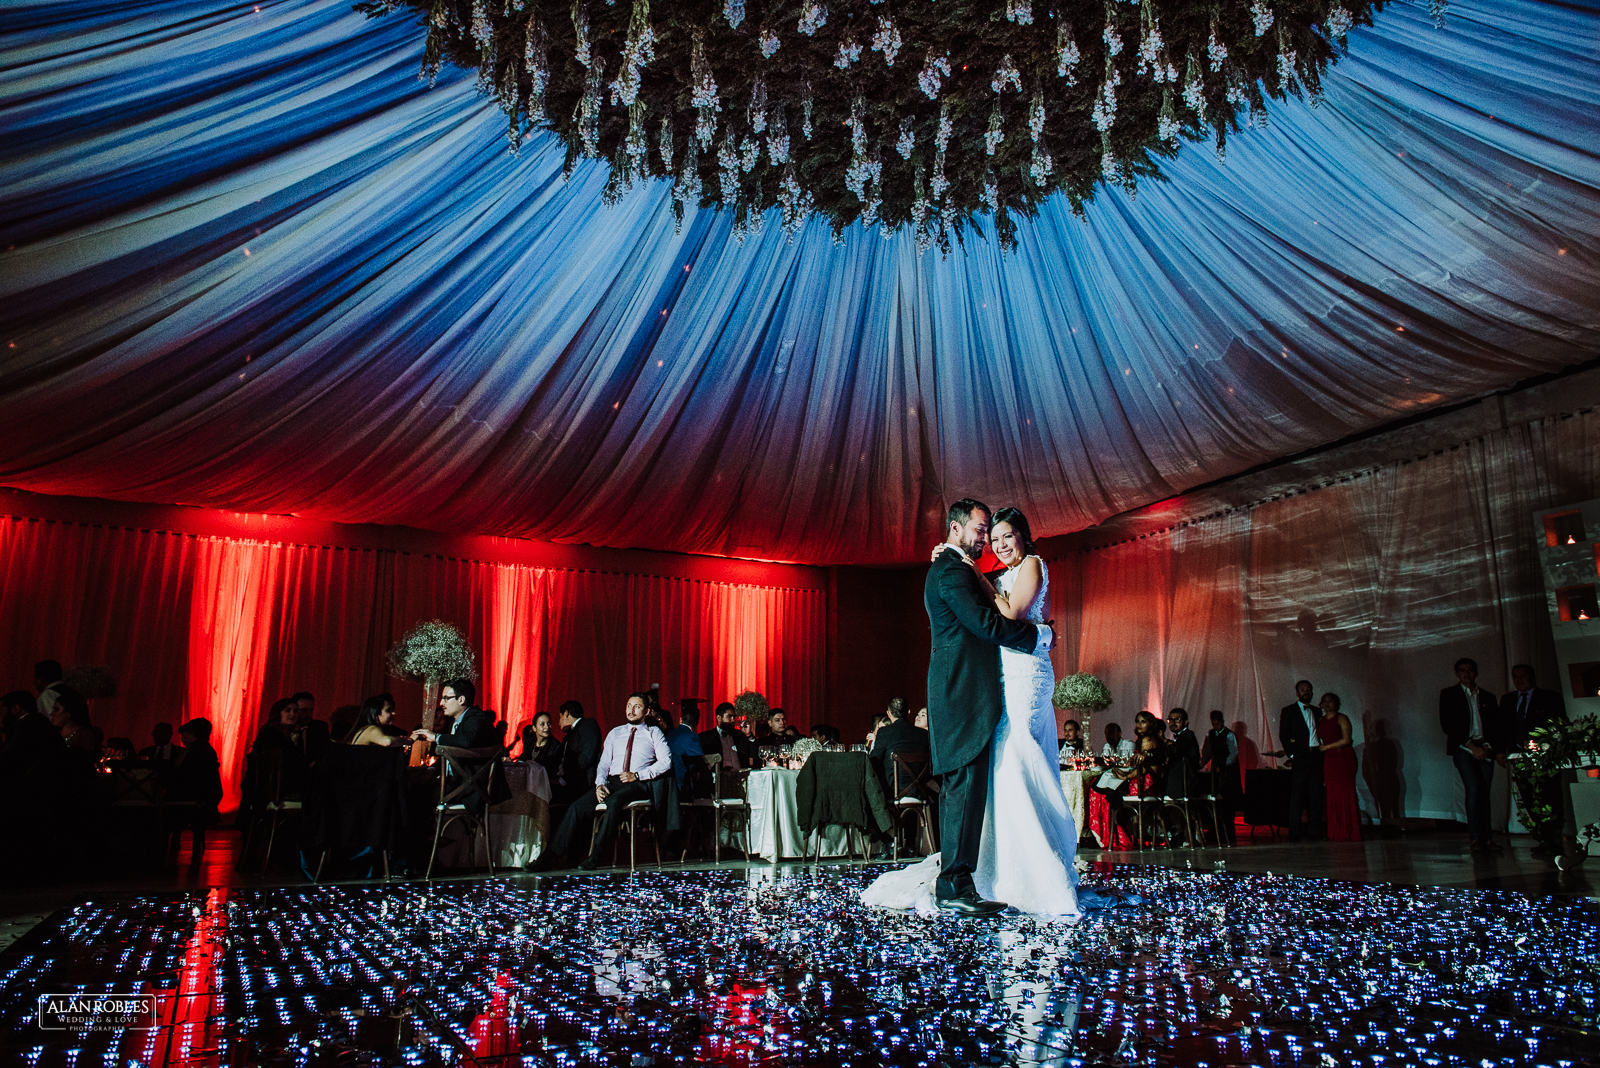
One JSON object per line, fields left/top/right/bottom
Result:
{"left": 661, "top": 704, "right": 704, "bottom": 790}
{"left": 412, "top": 679, "right": 497, "bottom": 750}
{"left": 1279, "top": 679, "right": 1326, "bottom": 842}
{"left": 556, "top": 700, "right": 603, "bottom": 804}
{"left": 578, "top": 693, "right": 673, "bottom": 870}
{"left": 1318, "top": 692, "right": 1360, "bottom": 841}
{"left": 291, "top": 691, "right": 330, "bottom": 760}
{"left": 1499, "top": 664, "right": 1570, "bottom": 856}
{"left": 1, "top": 691, "right": 63, "bottom": 774}
{"left": 34, "top": 659, "right": 65, "bottom": 718}
{"left": 1439, "top": 657, "right": 1503, "bottom": 853}
{"left": 346, "top": 694, "right": 408, "bottom": 747}
{"left": 167, "top": 718, "right": 222, "bottom": 862}
{"left": 1164, "top": 708, "right": 1200, "bottom": 799}
{"left": 1201, "top": 711, "right": 1240, "bottom": 845}
{"left": 520, "top": 711, "right": 565, "bottom": 779}
{"left": 699, "top": 701, "right": 753, "bottom": 772}
{"left": 140, "top": 722, "right": 180, "bottom": 768}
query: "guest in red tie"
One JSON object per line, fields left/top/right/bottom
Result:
{"left": 1317, "top": 692, "right": 1361, "bottom": 842}
{"left": 580, "top": 692, "right": 672, "bottom": 870}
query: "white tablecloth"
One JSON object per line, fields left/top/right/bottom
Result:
{"left": 746, "top": 768, "right": 850, "bottom": 861}
{"left": 1059, "top": 766, "right": 1090, "bottom": 840}
{"left": 489, "top": 761, "right": 552, "bottom": 867}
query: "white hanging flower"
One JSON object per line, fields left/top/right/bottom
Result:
{"left": 625, "top": 102, "right": 648, "bottom": 170}
{"left": 982, "top": 174, "right": 999, "bottom": 211}
{"left": 834, "top": 39, "right": 862, "bottom": 68}
{"left": 1182, "top": 68, "right": 1206, "bottom": 121}
{"left": 739, "top": 136, "right": 760, "bottom": 172}
{"left": 1208, "top": 29, "right": 1228, "bottom": 71}
{"left": 767, "top": 125, "right": 790, "bottom": 164}
{"left": 1138, "top": 23, "right": 1162, "bottom": 74}
{"left": 1091, "top": 77, "right": 1117, "bottom": 131}
{"left": 935, "top": 102, "right": 953, "bottom": 152}
{"left": 1277, "top": 47, "right": 1298, "bottom": 88}
{"left": 657, "top": 116, "right": 674, "bottom": 171}
{"left": 918, "top": 52, "right": 952, "bottom": 100}
{"left": 690, "top": 36, "right": 717, "bottom": 109}
{"left": 471, "top": 0, "right": 491, "bottom": 50}
{"left": 1004, "top": 0, "right": 1033, "bottom": 26}
{"left": 870, "top": 17, "right": 902, "bottom": 67}
{"left": 572, "top": 0, "right": 591, "bottom": 68}
{"left": 1103, "top": 24, "right": 1123, "bottom": 57}
{"left": 798, "top": 1, "right": 827, "bottom": 36}
{"left": 1056, "top": 24, "right": 1080, "bottom": 82}
{"left": 759, "top": 28, "right": 780, "bottom": 58}
{"left": 984, "top": 103, "right": 1004, "bottom": 155}
{"left": 895, "top": 118, "right": 915, "bottom": 159}
{"left": 717, "top": 137, "right": 740, "bottom": 201}
{"left": 749, "top": 77, "right": 767, "bottom": 132}
{"left": 723, "top": 0, "right": 745, "bottom": 31}
{"left": 1250, "top": 1, "right": 1275, "bottom": 37}
{"left": 991, "top": 54, "right": 1021, "bottom": 93}
{"left": 848, "top": 96, "right": 867, "bottom": 156}
{"left": 1157, "top": 113, "right": 1179, "bottom": 142}
{"left": 1029, "top": 144, "right": 1053, "bottom": 186}
{"left": 1325, "top": 6, "right": 1354, "bottom": 41}
{"left": 1028, "top": 93, "right": 1046, "bottom": 142}
{"left": 1101, "top": 147, "right": 1119, "bottom": 182}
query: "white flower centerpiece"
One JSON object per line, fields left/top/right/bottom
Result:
{"left": 386, "top": 620, "right": 479, "bottom": 735}
{"left": 1052, "top": 672, "right": 1112, "bottom": 749}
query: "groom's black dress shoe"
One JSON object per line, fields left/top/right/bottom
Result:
{"left": 935, "top": 891, "right": 1006, "bottom": 917}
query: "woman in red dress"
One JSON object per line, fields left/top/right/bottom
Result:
{"left": 1318, "top": 692, "right": 1361, "bottom": 841}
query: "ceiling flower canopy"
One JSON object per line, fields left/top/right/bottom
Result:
{"left": 365, "top": 0, "right": 1381, "bottom": 249}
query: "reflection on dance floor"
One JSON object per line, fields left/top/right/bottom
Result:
{"left": 2, "top": 862, "right": 1596, "bottom": 1066}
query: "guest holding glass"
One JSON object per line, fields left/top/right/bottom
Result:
{"left": 1317, "top": 692, "right": 1359, "bottom": 841}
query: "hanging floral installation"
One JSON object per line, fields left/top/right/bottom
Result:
{"left": 362, "top": 0, "right": 1381, "bottom": 249}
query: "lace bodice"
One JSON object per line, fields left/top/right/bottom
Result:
{"left": 996, "top": 554, "right": 1049, "bottom": 623}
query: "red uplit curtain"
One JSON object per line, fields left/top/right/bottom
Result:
{"left": 0, "top": 514, "right": 825, "bottom": 808}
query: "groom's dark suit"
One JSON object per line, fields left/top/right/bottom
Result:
{"left": 925, "top": 546, "right": 1044, "bottom": 901}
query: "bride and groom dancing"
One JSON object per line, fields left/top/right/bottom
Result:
{"left": 863, "top": 498, "right": 1087, "bottom": 919}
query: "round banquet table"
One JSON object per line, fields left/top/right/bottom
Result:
{"left": 746, "top": 768, "right": 851, "bottom": 861}
{"left": 488, "top": 760, "right": 551, "bottom": 867}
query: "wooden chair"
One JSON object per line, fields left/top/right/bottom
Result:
{"left": 591, "top": 797, "right": 663, "bottom": 871}
{"left": 889, "top": 751, "right": 939, "bottom": 861}
{"left": 681, "top": 754, "right": 752, "bottom": 863}
{"left": 237, "top": 748, "right": 302, "bottom": 874}
{"left": 424, "top": 744, "right": 507, "bottom": 879}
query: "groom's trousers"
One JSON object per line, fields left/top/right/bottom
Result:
{"left": 936, "top": 745, "right": 991, "bottom": 900}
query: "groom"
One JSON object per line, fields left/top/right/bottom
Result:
{"left": 925, "top": 498, "right": 1054, "bottom": 916}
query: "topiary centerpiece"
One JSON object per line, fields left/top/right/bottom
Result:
{"left": 386, "top": 621, "right": 479, "bottom": 756}
{"left": 733, "top": 688, "right": 770, "bottom": 733}
{"left": 362, "top": 0, "right": 1382, "bottom": 250}
{"left": 1052, "top": 671, "right": 1112, "bottom": 740}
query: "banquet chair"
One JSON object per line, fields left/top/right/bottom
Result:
{"left": 1193, "top": 774, "right": 1230, "bottom": 848}
{"left": 680, "top": 755, "right": 752, "bottom": 863}
{"left": 889, "top": 752, "right": 938, "bottom": 861}
{"left": 107, "top": 766, "right": 193, "bottom": 861}
{"left": 305, "top": 745, "right": 409, "bottom": 882}
{"left": 592, "top": 798, "right": 663, "bottom": 871}
{"left": 424, "top": 744, "right": 507, "bottom": 879}
{"left": 237, "top": 748, "right": 302, "bottom": 874}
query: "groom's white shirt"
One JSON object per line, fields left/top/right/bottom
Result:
{"left": 937, "top": 544, "right": 1052, "bottom": 653}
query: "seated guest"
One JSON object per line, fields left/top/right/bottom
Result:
{"left": 291, "top": 691, "right": 331, "bottom": 761}
{"left": 50, "top": 687, "right": 101, "bottom": 763}
{"left": 411, "top": 678, "right": 498, "bottom": 750}
{"left": 103, "top": 737, "right": 137, "bottom": 766}
{"left": 520, "top": 710, "right": 565, "bottom": 779}
{"left": 699, "top": 701, "right": 754, "bottom": 772}
{"left": 140, "top": 722, "right": 180, "bottom": 769}
{"left": 865, "top": 712, "right": 891, "bottom": 750}
{"left": 247, "top": 697, "right": 308, "bottom": 805}
{"left": 1091, "top": 722, "right": 1136, "bottom": 822}
{"left": 661, "top": 704, "right": 704, "bottom": 790}
{"left": 575, "top": 693, "right": 672, "bottom": 870}
{"left": 34, "top": 659, "right": 65, "bottom": 719}
{"left": 1058, "top": 719, "right": 1086, "bottom": 761}
{"left": 346, "top": 693, "right": 408, "bottom": 747}
{"left": 870, "top": 698, "right": 932, "bottom": 797}
{"left": 1100, "top": 721, "right": 1134, "bottom": 763}
{"left": 556, "top": 700, "right": 602, "bottom": 804}
{"left": 810, "top": 724, "right": 841, "bottom": 746}
{"left": 329, "top": 704, "right": 362, "bottom": 746}
{"left": 1, "top": 691, "right": 63, "bottom": 777}
{"left": 913, "top": 707, "right": 928, "bottom": 730}
{"left": 166, "top": 717, "right": 223, "bottom": 861}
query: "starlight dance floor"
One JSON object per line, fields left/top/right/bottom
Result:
{"left": 2, "top": 864, "right": 1596, "bottom": 1067}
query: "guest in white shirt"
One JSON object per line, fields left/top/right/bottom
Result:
{"left": 579, "top": 692, "right": 672, "bottom": 870}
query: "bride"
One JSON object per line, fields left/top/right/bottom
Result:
{"left": 863, "top": 507, "right": 1084, "bottom": 918}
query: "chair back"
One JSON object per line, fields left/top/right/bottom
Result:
{"left": 108, "top": 767, "right": 165, "bottom": 806}
{"left": 302, "top": 744, "right": 411, "bottom": 855}
{"left": 889, "top": 751, "right": 935, "bottom": 800}
{"left": 435, "top": 745, "right": 508, "bottom": 811}
{"left": 244, "top": 747, "right": 292, "bottom": 807}
{"left": 681, "top": 752, "right": 715, "bottom": 800}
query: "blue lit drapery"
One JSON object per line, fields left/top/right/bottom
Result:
{"left": 1, "top": 0, "right": 1596, "bottom": 564}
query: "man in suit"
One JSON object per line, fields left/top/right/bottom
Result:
{"left": 291, "top": 691, "right": 331, "bottom": 761}
{"left": 870, "top": 697, "right": 932, "bottom": 797}
{"left": 556, "top": 700, "right": 603, "bottom": 803}
{"left": 139, "top": 722, "right": 181, "bottom": 769}
{"left": 700, "top": 701, "right": 754, "bottom": 771}
{"left": 926, "top": 498, "right": 1053, "bottom": 916}
{"left": 579, "top": 692, "right": 673, "bottom": 869}
{"left": 1500, "top": 664, "right": 1570, "bottom": 856}
{"left": 412, "top": 679, "right": 498, "bottom": 750}
{"left": 1279, "top": 679, "right": 1325, "bottom": 841}
{"left": 1439, "top": 657, "right": 1503, "bottom": 853}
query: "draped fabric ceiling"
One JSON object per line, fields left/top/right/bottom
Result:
{"left": 2, "top": 0, "right": 1597, "bottom": 565}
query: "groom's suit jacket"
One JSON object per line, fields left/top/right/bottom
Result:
{"left": 924, "top": 547, "right": 1043, "bottom": 777}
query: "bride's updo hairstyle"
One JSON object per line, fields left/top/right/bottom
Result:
{"left": 991, "top": 507, "right": 1036, "bottom": 557}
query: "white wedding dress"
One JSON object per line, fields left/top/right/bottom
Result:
{"left": 863, "top": 556, "right": 1085, "bottom": 919}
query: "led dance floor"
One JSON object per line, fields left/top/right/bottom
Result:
{"left": 2, "top": 864, "right": 1596, "bottom": 1067}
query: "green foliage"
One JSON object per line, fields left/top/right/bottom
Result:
{"left": 1509, "top": 714, "right": 1600, "bottom": 848}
